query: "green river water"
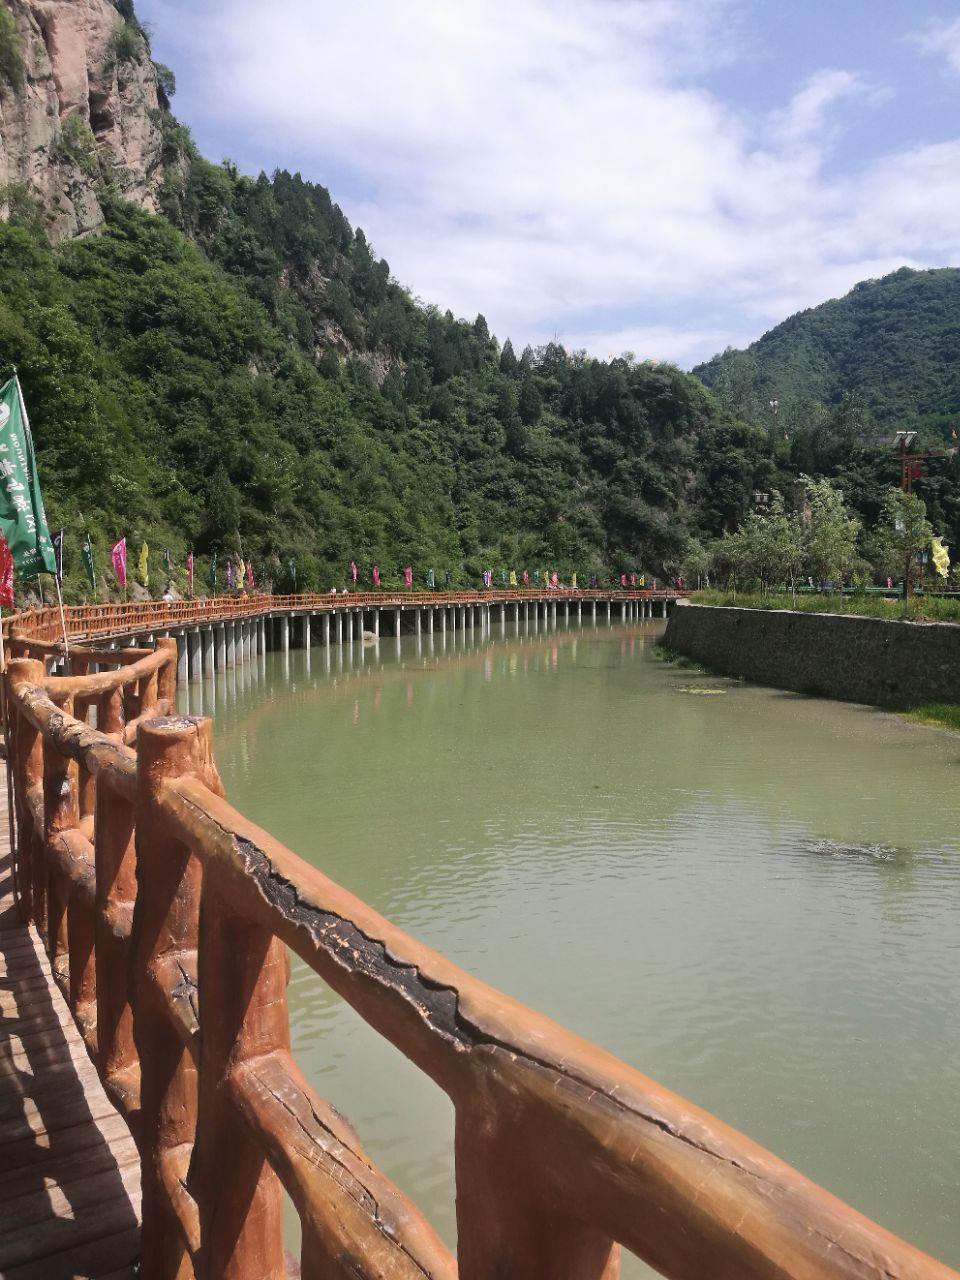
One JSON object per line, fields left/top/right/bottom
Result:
{"left": 179, "top": 618, "right": 959, "bottom": 1274}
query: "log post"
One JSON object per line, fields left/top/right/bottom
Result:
{"left": 133, "top": 716, "right": 218, "bottom": 1280}
{"left": 157, "top": 636, "right": 178, "bottom": 710}
{"left": 454, "top": 1088, "right": 620, "bottom": 1280}
{"left": 7, "top": 658, "right": 44, "bottom": 924}
{"left": 42, "top": 689, "right": 77, "bottom": 986}
{"left": 191, "top": 872, "right": 288, "bottom": 1279}
{"left": 95, "top": 774, "right": 140, "bottom": 1124}
{"left": 71, "top": 653, "right": 97, "bottom": 829}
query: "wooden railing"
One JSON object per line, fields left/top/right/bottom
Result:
{"left": 4, "top": 633, "right": 955, "bottom": 1279}
{"left": 3, "top": 587, "right": 683, "bottom": 648}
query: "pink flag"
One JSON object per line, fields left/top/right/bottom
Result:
{"left": 551, "top": 571, "right": 558, "bottom": 587}
{"left": 630, "top": 573, "right": 636, "bottom": 587}
{"left": 373, "top": 566, "right": 380, "bottom": 587}
{"left": 351, "top": 560, "right": 357, "bottom": 583}
{"left": 187, "top": 550, "right": 194, "bottom": 593}
{"left": 0, "top": 533, "right": 13, "bottom": 608}
{"left": 404, "top": 565, "right": 412, "bottom": 588}
{"left": 246, "top": 559, "right": 253, "bottom": 590}
{"left": 111, "top": 538, "right": 127, "bottom": 588}
{"left": 620, "top": 573, "right": 626, "bottom": 588}
{"left": 523, "top": 569, "right": 529, "bottom": 585}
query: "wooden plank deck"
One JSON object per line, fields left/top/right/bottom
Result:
{"left": 0, "top": 763, "right": 141, "bottom": 1279}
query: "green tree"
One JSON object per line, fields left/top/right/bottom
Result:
{"left": 802, "top": 476, "right": 861, "bottom": 593}
{"left": 872, "top": 489, "right": 934, "bottom": 598}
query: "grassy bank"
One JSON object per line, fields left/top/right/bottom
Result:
{"left": 904, "top": 703, "right": 960, "bottom": 732}
{"left": 652, "top": 643, "right": 709, "bottom": 671}
{"left": 694, "top": 591, "right": 960, "bottom": 624}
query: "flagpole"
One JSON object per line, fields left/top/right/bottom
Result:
{"left": 53, "top": 573, "right": 69, "bottom": 658}
{"left": 52, "top": 529, "right": 69, "bottom": 657}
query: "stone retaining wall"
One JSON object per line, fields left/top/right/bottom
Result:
{"left": 662, "top": 603, "right": 960, "bottom": 708}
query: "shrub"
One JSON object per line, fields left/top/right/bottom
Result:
{"left": 154, "top": 61, "right": 176, "bottom": 104}
{"left": 0, "top": 6, "right": 24, "bottom": 94}
{"left": 109, "top": 19, "right": 140, "bottom": 65}
{"left": 57, "top": 114, "right": 99, "bottom": 175}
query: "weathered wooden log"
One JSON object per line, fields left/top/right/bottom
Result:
{"left": 229, "top": 1050, "right": 457, "bottom": 1280}
{"left": 132, "top": 717, "right": 212, "bottom": 1280}
{"left": 8, "top": 659, "right": 45, "bottom": 926}
{"left": 191, "top": 859, "right": 287, "bottom": 1280}
{"left": 95, "top": 772, "right": 140, "bottom": 1126}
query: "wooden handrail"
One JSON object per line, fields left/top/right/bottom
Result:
{"left": 2, "top": 588, "right": 683, "bottom": 649}
{"left": 3, "top": 648, "right": 956, "bottom": 1280}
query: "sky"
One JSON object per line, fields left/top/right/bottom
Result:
{"left": 135, "top": 0, "right": 960, "bottom": 368}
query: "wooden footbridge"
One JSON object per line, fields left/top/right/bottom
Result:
{"left": 0, "top": 591, "right": 956, "bottom": 1279}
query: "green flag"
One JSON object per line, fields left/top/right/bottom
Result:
{"left": 209, "top": 553, "right": 217, "bottom": 591}
{"left": 0, "top": 377, "right": 56, "bottom": 576}
{"left": 82, "top": 533, "right": 96, "bottom": 591}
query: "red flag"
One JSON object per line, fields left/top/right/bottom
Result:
{"left": 350, "top": 560, "right": 357, "bottom": 582}
{"left": 0, "top": 533, "right": 14, "bottom": 608}
{"left": 246, "top": 558, "right": 253, "bottom": 591}
{"left": 404, "top": 565, "right": 412, "bottom": 588}
{"left": 373, "top": 565, "right": 380, "bottom": 587}
{"left": 187, "top": 550, "right": 194, "bottom": 592}
{"left": 111, "top": 537, "right": 127, "bottom": 588}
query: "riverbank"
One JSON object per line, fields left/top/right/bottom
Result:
{"left": 695, "top": 590, "right": 960, "bottom": 623}
{"left": 905, "top": 703, "right": 960, "bottom": 732}
{"left": 662, "top": 602, "right": 960, "bottom": 709}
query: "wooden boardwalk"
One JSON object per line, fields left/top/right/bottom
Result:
{"left": 0, "top": 763, "right": 141, "bottom": 1280}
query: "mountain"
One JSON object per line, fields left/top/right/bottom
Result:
{"left": 0, "top": 0, "right": 954, "bottom": 601}
{"left": 1, "top": 0, "right": 787, "bottom": 599}
{"left": 694, "top": 267, "right": 960, "bottom": 438}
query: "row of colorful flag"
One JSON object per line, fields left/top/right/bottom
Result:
{"left": 101, "top": 537, "right": 254, "bottom": 595}
{"left": 348, "top": 562, "right": 651, "bottom": 590}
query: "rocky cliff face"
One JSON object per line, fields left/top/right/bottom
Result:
{"left": 0, "top": 0, "right": 167, "bottom": 240}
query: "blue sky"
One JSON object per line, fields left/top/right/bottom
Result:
{"left": 135, "top": 0, "right": 960, "bottom": 367}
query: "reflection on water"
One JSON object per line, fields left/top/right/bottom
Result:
{"left": 183, "top": 617, "right": 960, "bottom": 1275}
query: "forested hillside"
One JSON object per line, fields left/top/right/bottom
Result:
{"left": 695, "top": 267, "right": 960, "bottom": 438}
{"left": 0, "top": 0, "right": 956, "bottom": 599}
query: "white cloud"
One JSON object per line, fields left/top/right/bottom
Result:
{"left": 144, "top": 0, "right": 960, "bottom": 367}
{"left": 913, "top": 17, "right": 960, "bottom": 75}
{"left": 769, "top": 69, "right": 874, "bottom": 148}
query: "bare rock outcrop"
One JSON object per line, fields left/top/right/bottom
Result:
{"left": 0, "top": 0, "right": 167, "bottom": 240}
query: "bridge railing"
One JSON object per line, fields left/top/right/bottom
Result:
{"left": 3, "top": 588, "right": 683, "bottom": 649}
{"left": 4, "top": 635, "right": 955, "bottom": 1280}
